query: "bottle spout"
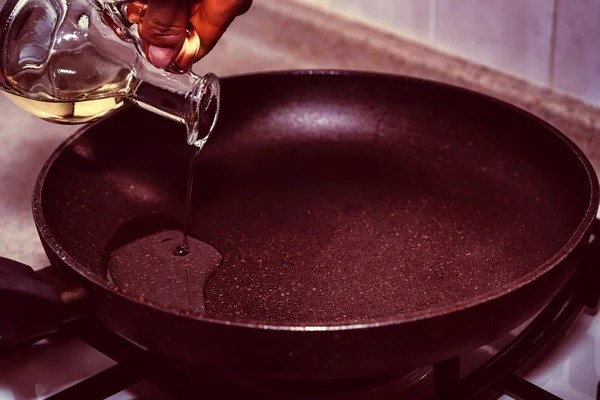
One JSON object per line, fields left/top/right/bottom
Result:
{"left": 128, "top": 66, "right": 221, "bottom": 146}
{"left": 185, "top": 72, "right": 220, "bottom": 147}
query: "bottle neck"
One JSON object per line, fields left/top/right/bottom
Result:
{"left": 129, "top": 64, "right": 220, "bottom": 146}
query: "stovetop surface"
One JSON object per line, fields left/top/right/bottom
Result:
{"left": 0, "top": 305, "right": 598, "bottom": 399}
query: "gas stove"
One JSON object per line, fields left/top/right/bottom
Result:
{"left": 0, "top": 243, "right": 598, "bottom": 400}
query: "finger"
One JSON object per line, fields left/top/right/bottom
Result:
{"left": 189, "top": 0, "right": 252, "bottom": 60}
{"left": 140, "top": 0, "right": 188, "bottom": 68}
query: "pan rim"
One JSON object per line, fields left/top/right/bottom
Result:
{"left": 32, "top": 69, "right": 600, "bottom": 331}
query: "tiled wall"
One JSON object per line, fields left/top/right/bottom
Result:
{"left": 294, "top": 0, "right": 600, "bottom": 108}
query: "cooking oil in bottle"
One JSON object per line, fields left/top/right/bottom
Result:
{"left": 2, "top": 93, "right": 126, "bottom": 124}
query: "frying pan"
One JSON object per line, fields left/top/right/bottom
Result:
{"left": 1, "top": 71, "right": 598, "bottom": 381}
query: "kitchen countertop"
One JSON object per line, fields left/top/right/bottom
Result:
{"left": 2, "top": 0, "right": 600, "bottom": 270}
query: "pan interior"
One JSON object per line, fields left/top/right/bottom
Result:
{"left": 40, "top": 73, "right": 593, "bottom": 325}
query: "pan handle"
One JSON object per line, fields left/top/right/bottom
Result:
{"left": 0, "top": 257, "right": 87, "bottom": 347}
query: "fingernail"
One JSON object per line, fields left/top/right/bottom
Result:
{"left": 148, "top": 45, "right": 176, "bottom": 68}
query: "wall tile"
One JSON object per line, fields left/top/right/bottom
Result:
{"left": 552, "top": 0, "right": 600, "bottom": 106}
{"left": 435, "top": 0, "right": 554, "bottom": 86}
{"left": 329, "top": 0, "right": 431, "bottom": 43}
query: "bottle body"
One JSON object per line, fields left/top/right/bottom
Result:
{"left": 0, "top": 0, "right": 219, "bottom": 144}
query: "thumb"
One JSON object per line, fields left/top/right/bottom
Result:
{"left": 139, "top": 0, "right": 187, "bottom": 68}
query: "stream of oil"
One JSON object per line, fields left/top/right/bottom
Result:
{"left": 100, "top": 128, "right": 219, "bottom": 314}
{"left": 173, "top": 142, "right": 203, "bottom": 257}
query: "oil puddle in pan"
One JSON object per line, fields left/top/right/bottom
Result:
{"left": 100, "top": 214, "right": 222, "bottom": 314}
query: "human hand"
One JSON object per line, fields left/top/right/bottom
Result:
{"left": 138, "top": 0, "right": 252, "bottom": 68}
